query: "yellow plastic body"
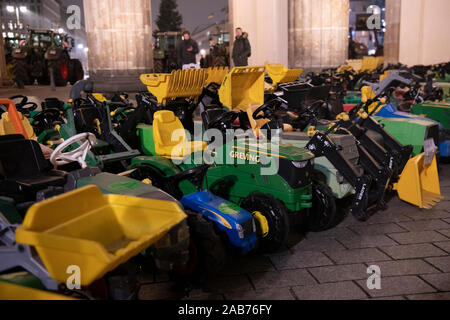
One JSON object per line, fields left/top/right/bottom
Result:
{"left": 394, "top": 154, "right": 443, "bottom": 209}
{"left": 0, "top": 111, "right": 36, "bottom": 140}
{"left": 252, "top": 211, "right": 269, "bottom": 238}
{"left": 153, "top": 110, "right": 207, "bottom": 158}
{"left": 265, "top": 63, "right": 303, "bottom": 87}
{"left": 0, "top": 281, "right": 76, "bottom": 300}
{"left": 205, "top": 67, "right": 229, "bottom": 87}
{"left": 92, "top": 93, "right": 107, "bottom": 102}
{"left": 140, "top": 69, "right": 208, "bottom": 105}
{"left": 15, "top": 185, "right": 187, "bottom": 286}
{"left": 218, "top": 66, "right": 265, "bottom": 111}
{"left": 346, "top": 59, "right": 363, "bottom": 72}
{"left": 361, "top": 86, "right": 385, "bottom": 114}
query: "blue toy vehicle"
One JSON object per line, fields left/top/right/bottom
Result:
{"left": 129, "top": 163, "right": 259, "bottom": 256}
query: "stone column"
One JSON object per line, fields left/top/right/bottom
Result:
{"left": 384, "top": 0, "right": 450, "bottom": 66}
{"left": 228, "top": 0, "right": 289, "bottom": 67}
{"left": 384, "top": 0, "right": 401, "bottom": 65}
{"left": 288, "top": 0, "right": 349, "bottom": 70}
{"left": 83, "top": 0, "right": 153, "bottom": 92}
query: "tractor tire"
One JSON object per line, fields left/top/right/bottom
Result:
{"left": 151, "top": 220, "right": 191, "bottom": 272}
{"left": 69, "top": 59, "right": 84, "bottom": 85}
{"left": 154, "top": 59, "right": 165, "bottom": 73}
{"left": 241, "top": 193, "right": 289, "bottom": 253}
{"left": 49, "top": 56, "right": 70, "bottom": 87}
{"left": 176, "top": 211, "right": 226, "bottom": 282}
{"left": 307, "top": 179, "right": 338, "bottom": 232}
{"left": 13, "top": 59, "right": 34, "bottom": 86}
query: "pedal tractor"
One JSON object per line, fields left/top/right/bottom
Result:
{"left": 133, "top": 68, "right": 316, "bottom": 252}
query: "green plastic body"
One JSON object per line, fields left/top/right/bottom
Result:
{"left": 374, "top": 116, "right": 436, "bottom": 156}
{"left": 411, "top": 101, "right": 450, "bottom": 130}
{"left": 133, "top": 125, "right": 314, "bottom": 213}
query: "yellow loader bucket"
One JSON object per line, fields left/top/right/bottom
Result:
{"left": 0, "top": 281, "right": 76, "bottom": 300}
{"left": 218, "top": 66, "right": 265, "bottom": 111}
{"left": 265, "top": 63, "right": 303, "bottom": 87}
{"left": 394, "top": 153, "right": 443, "bottom": 209}
{"left": 15, "top": 185, "right": 187, "bottom": 286}
{"left": 346, "top": 59, "right": 363, "bottom": 72}
{"left": 140, "top": 68, "right": 208, "bottom": 105}
{"left": 205, "top": 66, "right": 229, "bottom": 86}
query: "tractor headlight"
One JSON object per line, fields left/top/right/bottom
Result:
{"left": 292, "top": 160, "right": 309, "bottom": 168}
{"left": 336, "top": 171, "right": 345, "bottom": 184}
{"left": 236, "top": 224, "right": 244, "bottom": 239}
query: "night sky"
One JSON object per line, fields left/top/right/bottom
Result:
{"left": 60, "top": 0, "right": 227, "bottom": 33}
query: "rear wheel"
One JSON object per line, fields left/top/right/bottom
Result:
{"left": 13, "top": 59, "right": 34, "bottom": 85}
{"left": 241, "top": 193, "right": 289, "bottom": 253}
{"left": 49, "top": 56, "right": 70, "bottom": 87}
{"left": 176, "top": 211, "right": 226, "bottom": 282}
{"left": 307, "top": 179, "right": 338, "bottom": 232}
{"left": 69, "top": 59, "right": 84, "bottom": 85}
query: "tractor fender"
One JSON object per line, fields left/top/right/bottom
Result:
{"left": 69, "top": 79, "right": 94, "bottom": 100}
{"left": 44, "top": 48, "right": 64, "bottom": 60}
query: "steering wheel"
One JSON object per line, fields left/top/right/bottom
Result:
{"left": 50, "top": 133, "right": 96, "bottom": 169}
{"left": 31, "top": 109, "right": 64, "bottom": 132}
{"left": 171, "top": 164, "right": 211, "bottom": 191}
{"left": 252, "top": 99, "right": 283, "bottom": 121}
{"left": 207, "top": 111, "right": 239, "bottom": 131}
{"left": 9, "top": 95, "right": 28, "bottom": 108}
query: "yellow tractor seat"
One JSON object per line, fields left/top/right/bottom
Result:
{"left": 246, "top": 103, "right": 293, "bottom": 138}
{"left": 153, "top": 110, "right": 207, "bottom": 158}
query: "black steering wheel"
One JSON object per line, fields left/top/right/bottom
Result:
{"left": 207, "top": 111, "right": 239, "bottom": 131}
{"left": 171, "top": 164, "right": 211, "bottom": 191}
{"left": 9, "top": 95, "right": 28, "bottom": 108}
{"left": 32, "top": 108, "right": 64, "bottom": 133}
{"left": 252, "top": 99, "right": 283, "bottom": 121}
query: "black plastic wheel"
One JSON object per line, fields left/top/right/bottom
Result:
{"left": 177, "top": 211, "right": 226, "bottom": 282}
{"left": 307, "top": 179, "right": 338, "bottom": 232}
{"left": 13, "top": 59, "right": 34, "bottom": 85}
{"left": 241, "top": 193, "right": 289, "bottom": 253}
{"left": 69, "top": 59, "right": 84, "bottom": 85}
{"left": 49, "top": 55, "right": 70, "bottom": 87}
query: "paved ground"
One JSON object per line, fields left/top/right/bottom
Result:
{"left": 139, "top": 164, "right": 450, "bottom": 300}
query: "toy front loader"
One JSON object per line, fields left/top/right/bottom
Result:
{"left": 0, "top": 185, "right": 186, "bottom": 297}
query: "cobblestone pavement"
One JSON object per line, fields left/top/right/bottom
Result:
{"left": 139, "top": 164, "right": 450, "bottom": 300}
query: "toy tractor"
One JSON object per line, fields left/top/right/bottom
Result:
{"left": 11, "top": 29, "right": 84, "bottom": 86}
{"left": 132, "top": 68, "right": 316, "bottom": 252}
{"left": 0, "top": 185, "right": 187, "bottom": 299}
{"left": 198, "top": 66, "right": 378, "bottom": 223}
{"left": 153, "top": 31, "right": 183, "bottom": 73}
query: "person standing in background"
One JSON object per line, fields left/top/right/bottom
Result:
{"left": 232, "top": 27, "right": 251, "bottom": 67}
{"left": 178, "top": 30, "right": 200, "bottom": 69}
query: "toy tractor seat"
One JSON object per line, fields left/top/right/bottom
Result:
{"left": 153, "top": 111, "right": 207, "bottom": 158}
{"left": 0, "top": 135, "right": 66, "bottom": 196}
